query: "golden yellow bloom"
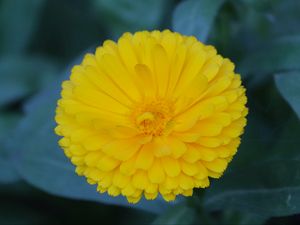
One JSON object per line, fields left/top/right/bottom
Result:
{"left": 55, "top": 30, "right": 248, "bottom": 203}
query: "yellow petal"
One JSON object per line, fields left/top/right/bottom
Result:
{"left": 152, "top": 137, "right": 172, "bottom": 157}
{"left": 132, "top": 170, "right": 149, "bottom": 189}
{"left": 182, "top": 189, "right": 193, "bottom": 197}
{"left": 134, "top": 64, "right": 155, "bottom": 97}
{"left": 195, "top": 177, "right": 210, "bottom": 188}
{"left": 102, "top": 138, "right": 141, "bottom": 161}
{"left": 59, "top": 137, "right": 70, "bottom": 147}
{"left": 159, "top": 185, "right": 172, "bottom": 194}
{"left": 69, "top": 145, "right": 86, "bottom": 156}
{"left": 162, "top": 193, "right": 176, "bottom": 202}
{"left": 167, "top": 45, "right": 187, "bottom": 97}
{"left": 163, "top": 176, "right": 179, "bottom": 189}
{"left": 71, "top": 129, "right": 94, "bottom": 142}
{"left": 71, "top": 156, "right": 85, "bottom": 166}
{"left": 173, "top": 49, "right": 206, "bottom": 98}
{"left": 97, "top": 155, "right": 120, "bottom": 172}
{"left": 200, "top": 55, "right": 222, "bottom": 82}
{"left": 215, "top": 145, "right": 232, "bottom": 158}
{"left": 173, "top": 103, "right": 214, "bottom": 132}
{"left": 109, "top": 126, "right": 138, "bottom": 139}
{"left": 181, "top": 74, "right": 208, "bottom": 99}
{"left": 182, "top": 144, "right": 202, "bottom": 163}
{"left": 98, "top": 171, "right": 113, "bottom": 188}
{"left": 122, "top": 183, "right": 135, "bottom": 196}
{"left": 148, "top": 159, "right": 165, "bottom": 184}
{"left": 181, "top": 161, "right": 199, "bottom": 176}
{"left": 195, "top": 162, "right": 208, "bottom": 179}
{"left": 84, "top": 66, "right": 132, "bottom": 106}
{"left": 118, "top": 34, "right": 138, "bottom": 74}
{"left": 172, "top": 132, "right": 200, "bottom": 143}
{"left": 135, "top": 143, "right": 154, "bottom": 170}
{"left": 203, "top": 158, "right": 228, "bottom": 173}
{"left": 202, "top": 77, "right": 232, "bottom": 98}
{"left": 100, "top": 53, "right": 140, "bottom": 101}
{"left": 120, "top": 154, "right": 137, "bottom": 176}
{"left": 203, "top": 113, "right": 232, "bottom": 127}
{"left": 197, "top": 137, "right": 223, "bottom": 148}
{"left": 208, "top": 170, "right": 222, "bottom": 178}
{"left": 153, "top": 44, "right": 169, "bottom": 97}
{"left": 160, "top": 30, "right": 177, "bottom": 59}
{"left": 189, "top": 120, "right": 223, "bottom": 137}
{"left": 107, "top": 185, "right": 121, "bottom": 197}
{"left": 84, "top": 152, "right": 103, "bottom": 167}
{"left": 112, "top": 172, "right": 130, "bottom": 188}
{"left": 179, "top": 174, "right": 194, "bottom": 190}
{"left": 75, "top": 166, "right": 85, "bottom": 176}
{"left": 85, "top": 168, "right": 103, "bottom": 181}
{"left": 161, "top": 157, "right": 181, "bottom": 177}
{"left": 127, "top": 195, "right": 142, "bottom": 204}
{"left": 102, "top": 39, "right": 118, "bottom": 55}
{"left": 145, "top": 183, "right": 158, "bottom": 193}
{"left": 197, "top": 146, "right": 218, "bottom": 161}
{"left": 82, "top": 135, "right": 110, "bottom": 151}
{"left": 165, "top": 137, "right": 187, "bottom": 158}
{"left": 145, "top": 192, "right": 158, "bottom": 200}
{"left": 73, "top": 86, "right": 129, "bottom": 114}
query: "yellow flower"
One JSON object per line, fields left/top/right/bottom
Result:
{"left": 55, "top": 30, "right": 248, "bottom": 203}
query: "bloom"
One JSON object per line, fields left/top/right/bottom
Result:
{"left": 55, "top": 30, "right": 248, "bottom": 203}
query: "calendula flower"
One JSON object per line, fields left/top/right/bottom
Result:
{"left": 55, "top": 30, "right": 248, "bottom": 203}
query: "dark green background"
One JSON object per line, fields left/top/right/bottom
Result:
{"left": 1, "top": 0, "right": 300, "bottom": 224}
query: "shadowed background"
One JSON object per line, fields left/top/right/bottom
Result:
{"left": 1, "top": 0, "right": 300, "bottom": 224}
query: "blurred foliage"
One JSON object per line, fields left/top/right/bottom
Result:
{"left": 172, "top": 0, "right": 225, "bottom": 41}
{"left": 91, "top": 0, "right": 173, "bottom": 38}
{"left": 275, "top": 72, "right": 300, "bottom": 119}
{"left": 0, "top": 0, "right": 300, "bottom": 224}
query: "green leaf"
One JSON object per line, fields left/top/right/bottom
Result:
{"left": 210, "top": 0, "right": 300, "bottom": 71}
{"left": 0, "top": 0, "right": 46, "bottom": 54}
{"left": 203, "top": 114, "right": 300, "bottom": 217}
{"left": 275, "top": 71, "right": 300, "bottom": 119}
{"left": 0, "top": 113, "right": 20, "bottom": 140}
{"left": 92, "top": 0, "right": 171, "bottom": 38}
{"left": 0, "top": 56, "right": 59, "bottom": 108}
{"left": 239, "top": 0, "right": 300, "bottom": 38}
{"left": 239, "top": 36, "right": 300, "bottom": 80}
{"left": 172, "top": 0, "right": 225, "bottom": 42}
{"left": 152, "top": 204, "right": 196, "bottom": 225}
{"left": 9, "top": 66, "right": 174, "bottom": 214}
{"left": 0, "top": 112, "right": 21, "bottom": 183}
{"left": 30, "top": 1, "right": 104, "bottom": 62}
{"left": 0, "top": 202, "right": 51, "bottom": 224}
{"left": 220, "top": 210, "right": 267, "bottom": 225}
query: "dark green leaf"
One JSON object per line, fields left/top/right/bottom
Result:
{"left": 0, "top": 113, "right": 20, "bottom": 139}
{"left": 0, "top": 112, "right": 21, "bottom": 183}
{"left": 203, "top": 115, "right": 300, "bottom": 217}
{"left": 239, "top": 36, "right": 300, "bottom": 80}
{"left": 0, "top": 56, "right": 59, "bottom": 108}
{"left": 30, "top": 1, "right": 104, "bottom": 62}
{"left": 92, "top": 0, "right": 171, "bottom": 38}
{"left": 239, "top": 0, "right": 300, "bottom": 38}
{"left": 0, "top": 0, "right": 46, "bottom": 54}
{"left": 152, "top": 204, "right": 196, "bottom": 225}
{"left": 275, "top": 71, "right": 300, "bottom": 119}
{"left": 172, "top": 0, "right": 225, "bottom": 42}
{"left": 0, "top": 202, "right": 51, "bottom": 225}
{"left": 220, "top": 210, "right": 267, "bottom": 225}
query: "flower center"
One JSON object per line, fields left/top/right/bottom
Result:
{"left": 133, "top": 100, "right": 174, "bottom": 136}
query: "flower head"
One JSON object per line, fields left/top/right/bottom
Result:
{"left": 55, "top": 30, "right": 248, "bottom": 203}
